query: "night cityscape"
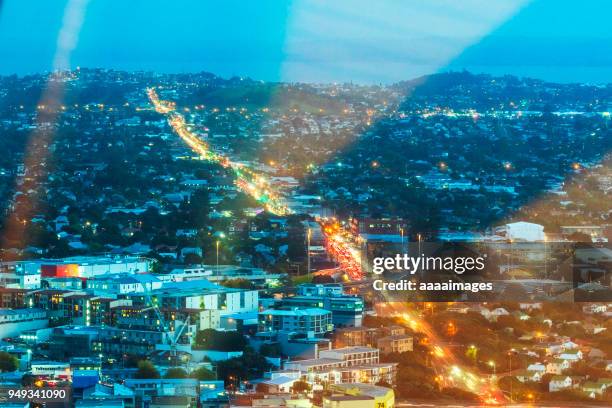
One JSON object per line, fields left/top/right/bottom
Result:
{"left": 0, "top": 1, "right": 610, "bottom": 407}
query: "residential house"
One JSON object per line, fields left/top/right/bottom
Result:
{"left": 526, "top": 363, "right": 546, "bottom": 374}
{"left": 558, "top": 349, "right": 583, "bottom": 362}
{"left": 582, "top": 381, "right": 606, "bottom": 398}
{"left": 516, "top": 370, "right": 542, "bottom": 383}
{"left": 549, "top": 375, "right": 572, "bottom": 392}
{"left": 546, "top": 359, "right": 570, "bottom": 375}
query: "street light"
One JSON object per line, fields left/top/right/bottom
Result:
{"left": 508, "top": 349, "right": 516, "bottom": 402}
{"left": 216, "top": 240, "right": 220, "bottom": 274}
{"left": 488, "top": 360, "right": 496, "bottom": 378}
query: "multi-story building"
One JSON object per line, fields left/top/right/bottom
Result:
{"left": 26, "top": 289, "right": 69, "bottom": 321}
{"left": 280, "top": 284, "right": 364, "bottom": 328}
{"left": 90, "top": 298, "right": 131, "bottom": 326}
{"left": 62, "top": 293, "right": 94, "bottom": 326}
{"left": 258, "top": 308, "right": 333, "bottom": 338}
{"left": 319, "top": 347, "right": 380, "bottom": 366}
{"left": 334, "top": 325, "right": 410, "bottom": 350}
{"left": 123, "top": 379, "right": 200, "bottom": 407}
{"left": 98, "top": 326, "right": 169, "bottom": 356}
{"left": 0, "top": 308, "right": 48, "bottom": 339}
{"left": 377, "top": 335, "right": 413, "bottom": 354}
{"left": 297, "top": 283, "right": 344, "bottom": 297}
{"left": 125, "top": 280, "right": 259, "bottom": 317}
{"left": 284, "top": 346, "right": 397, "bottom": 386}
{"left": 87, "top": 274, "right": 162, "bottom": 294}
{"left": 0, "top": 261, "right": 42, "bottom": 290}
{"left": 38, "top": 256, "right": 151, "bottom": 279}
{"left": 0, "top": 288, "right": 27, "bottom": 309}
{"left": 0, "top": 271, "right": 41, "bottom": 290}
{"left": 47, "top": 326, "right": 101, "bottom": 360}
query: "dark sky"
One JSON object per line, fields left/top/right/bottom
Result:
{"left": 0, "top": 0, "right": 610, "bottom": 83}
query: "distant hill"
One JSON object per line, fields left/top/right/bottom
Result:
{"left": 392, "top": 71, "right": 612, "bottom": 111}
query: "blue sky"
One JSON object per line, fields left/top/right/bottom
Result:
{"left": 0, "top": 0, "right": 610, "bottom": 83}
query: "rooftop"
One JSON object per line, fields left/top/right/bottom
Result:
{"left": 260, "top": 308, "right": 330, "bottom": 317}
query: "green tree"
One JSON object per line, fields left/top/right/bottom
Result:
{"left": 190, "top": 366, "right": 216, "bottom": 381}
{"left": 217, "top": 347, "right": 271, "bottom": 383}
{"left": 164, "top": 367, "right": 187, "bottom": 379}
{"left": 134, "top": 360, "right": 160, "bottom": 379}
{"left": 259, "top": 343, "right": 281, "bottom": 358}
{"left": 194, "top": 329, "right": 247, "bottom": 351}
{"left": 183, "top": 252, "right": 203, "bottom": 264}
{"left": 220, "top": 278, "right": 255, "bottom": 290}
{"left": 0, "top": 352, "right": 18, "bottom": 372}
{"left": 291, "top": 380, "right": 311, "bottom": 394}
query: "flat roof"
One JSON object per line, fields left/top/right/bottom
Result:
{"left": 0, "top": 308, "right": 45, "bottom": 316}
{"left": 260, "top": 308, "right": 330, "bottom": 317}
{"left": 285, "top": 358, "right": 343, "bottom": 368}
{"left": 326, "top": 395, "right": 374, "bottom": 401}
{"left": 332, "top": 383, "right": 393, "bottom": 397}
{"left": 323, "top": 346, "right": 378, "bottom": 354}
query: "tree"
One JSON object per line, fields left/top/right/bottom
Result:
{"left": 221, "top": 278, "right": 255, "bottom": 290}
{"left": 183, "top": 253, "right": 203, "bottom": 264}
{"left": 259, "top": 343, "right": 281, "bottom": 358}
{"left": 164, "top": 367, "right": 187, "bottom": 379}
{"left": 190, "top": 366, "right": 216, "bottom": 381}
{"left": 291, "top": 380, "right": 311, "bottom": 394}
{"left": 0, "top": 352, "right": 18, "bottom": 372}
{"left": 217, "top": 347, "right": 271, "bottom": 383}
{"left": 134, "top": 360, "right": 160, "bottom": 379}
{"left": 194, "top": 329, "right": 247, "bottom": 351}
{"left": 21, "top": 374, "right": 36, "bottom": 386}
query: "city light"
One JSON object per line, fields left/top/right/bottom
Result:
{"left": 147, "top": 88, "right": 292, "bottom": 216}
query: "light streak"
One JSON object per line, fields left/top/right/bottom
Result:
{"left": 148, "top": 88, "right": 366, "bottom": 280}
{"left": 319, "top": 220, "right": 364, "bottom": 280}
{"left": 385, "top": 302, "right": 504, "bottom": 404}
{"left": 147, "top": 88, "right": 291, "bottom": 216}
{"left": 1, "top": 0, "right": 90, "bottom": 255}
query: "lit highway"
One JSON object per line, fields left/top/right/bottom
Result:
{"left": 319, "top": 219, "right": 364, "bottom": 281}
{"left": 147, "top": 87, "right": 501, "bottom": 403}
{"left": 147, "top": 88, "right": 291, "bottom": 216}
{"left": 147, "top": 87, "right": 366, "bottom": 281}
{"left": 381, "top": 302, "right": 505, "bottom": 405}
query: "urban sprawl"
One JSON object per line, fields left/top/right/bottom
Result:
{"left": 0, "top": 69, "right": 610, "bottom": 407}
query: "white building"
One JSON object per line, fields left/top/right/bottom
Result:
{"left": 0, "top": 308, "right": 48, "bottom": 339}
{"left": 527, "top": 363, "right": 546, "bottom": 373}
{"left": 39, "top": 256, "right": 151, "bottom": 279}
{"left": 546, "top": 359, "right": 570, "bottom": 374}
{"left": 87, "top": 274, "right": 162, "bottom": 294}
{"left": 549, "top": 375, "right": 572, "bottom": 392}
{"left": 558, "top": 349, "right": 583, "bottom": 361}
{"left": 31, "top": 361, "right": 70, "bottom": 378}
{"left": 283, "top": 346, "right": 396, "bottom": 386}
{"left": 496, "top": 221, "right": 545, "bottom": 242}
{"left": 0, "top": 272, "right": 41, "bottom": 290}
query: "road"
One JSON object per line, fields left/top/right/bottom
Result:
{"left": 148, "top": 87, "right": 364, "bottom": 280}
{"left": 147, "top": 87, "right": 504, "bottom": 403}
